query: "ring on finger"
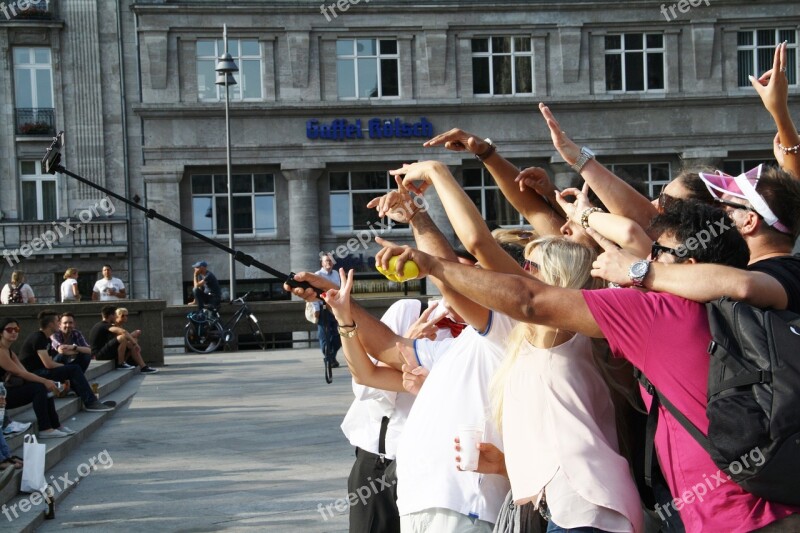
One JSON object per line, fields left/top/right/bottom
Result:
{"left": 780, "top": 66, "right": 787, "bottom": 72}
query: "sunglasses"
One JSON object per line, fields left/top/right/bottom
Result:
{"left": 657, "top": 184, "right": 677, "bottom": 212}
{"left": 3, "top": 326, "right": 20, "bottom": 333}
{"left": 651, "top": 241, "right": 680, "bottom": 260}
{"left": 715, "top": 198, "right": 760, "bottom": 216}
{"left": 523, "top": 259, "right": 540, "bottom": 272}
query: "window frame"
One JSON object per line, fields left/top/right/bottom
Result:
{"left": 471, "top": 36, "right": 535, "bottom": 96}
{"left": 13, "top": 47, "right": 54, "bottom": 110}
{"left": 604, "top": 33, "right": 666, "bottom": 93}
{"left": 736, "top": 29, "right": 798, "bottom": 87}
{"left": 190, "top": 172, "right": 276, "bottom": 237}
{"left": 461, "top": 167, "right": 526, "bottom": 227}
{"left": 335, "top": 38, "right": 401, "bottom": 100}
{"left": 329, "top": 170, "right": 407, "bottom": 233}
{"left": 196, "top": 39, "right": 263, "bottom": 102}
{"left": 20, "top": 160, "right": 58, "bottom": 221}
{"left": 608, "top": 162, "right": 672, "bottom": 199}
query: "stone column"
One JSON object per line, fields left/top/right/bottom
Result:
{"left": 283, "top": 167, "right": 324, "bottom": 272}
{"left": 144, "top": 170, "right": 184, "bottom": 305}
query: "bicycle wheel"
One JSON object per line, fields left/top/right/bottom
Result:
{"left": 185, "top": 320, "right": 224, "bottom": 353}
{"left": 244, "top": 312, "right": 267, "bottom": 350}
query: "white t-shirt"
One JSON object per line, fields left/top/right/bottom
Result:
{"left": 0, "top": 283, "right": 35, "bottom": 304}
{"left": 61, "top": 278, "right": 79, "bottom": 302}
{"left": 340, "top": 299, "right": 454, "bottom": 460}
{"left": 93, "top": 277, "right": 125, "bottom": 301}
{"left": 395, "top": 311, "right": 515, "bottom": 524}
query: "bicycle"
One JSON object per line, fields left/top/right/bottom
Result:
{"left": 184, "top": 292, "right": 267, "bottom": 353}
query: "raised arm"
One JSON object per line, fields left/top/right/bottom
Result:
{"left": 589, "top": 231, "right": 789, "bottom": 309}
{"left": 376, "top": 242, "right": 603, "bottom": 338}
{"left": 322, "top": 269, "right": 405, "bottom": 391}
{"left": 367, "top": 178, "right": 490, "bottom": 331}
{"left": 750, "top": 42, "right": 800, "bottom": 178}
{"left": 424, "top": 129, "right": 564, "bottom": 236}
{"left": 539, "top": 103, "right": 658, "bottom": 229}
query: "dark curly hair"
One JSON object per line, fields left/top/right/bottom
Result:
{"left": 649, "top": 199, "right": 749, "bottom": 269}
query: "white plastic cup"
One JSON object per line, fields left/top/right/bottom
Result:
{"left": 457, "top": 425, "right": 483, "bottom": 471}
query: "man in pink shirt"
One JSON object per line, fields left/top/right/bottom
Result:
{"left": 382, "top": 199, "right": 800, "bottom": 532}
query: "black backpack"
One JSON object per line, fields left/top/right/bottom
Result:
{"left": 7, "top": 284, "right": 24, "bottom": 304}
{"left": 638, "top": 296, "right": 800, "bottom": 506}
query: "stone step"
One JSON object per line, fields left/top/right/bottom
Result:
{"left": 0, "top": 363, "right": 146, "bottom": 523}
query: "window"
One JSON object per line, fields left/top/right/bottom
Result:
{"left": 191, "top": 173, "right": 275, "bottom": 236}
{"left": 472, "top": 37, "right": 533, "bottom": 95}
{"left": 196, "top": 39, "right": 263, "bottom": 101}
{"left": 609, "top": 163, "right": 671, "bottom": 199}
{"left": 13, "top": 47, "right": 54, "bottom": 135}
{"left": 20, "top": 160, "right": 57, "bottom": 221}
{"left": 330, "top": 171, "right": 404, "bottom": 232}
{"left": 722, "top": 158, "right": 775, "bottom": 176}
{"left": 336, "top": 39, "right": 399, "bottom": 99}
{"left": 462, "top": 168, "right": 524, "bottom": 226}
{"left": 605, "top": 34, "right": 665, "bottom": 92}
{"left": 737, "top": 30, "right": 797, "bottom": 87}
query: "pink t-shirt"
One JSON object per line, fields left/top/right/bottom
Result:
{"left": 582, "top": 288, "right": 799, "bottom": 532}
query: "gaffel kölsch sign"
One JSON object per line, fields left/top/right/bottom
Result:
{"left": 306, "top": 117, "right": 433, "bottom": 141}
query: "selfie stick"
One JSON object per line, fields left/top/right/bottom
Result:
{"left": 41, "top": 132, "right": 321, "bottom": 297}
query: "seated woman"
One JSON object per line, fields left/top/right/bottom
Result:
{"left": 0, "top": 318, "right": 73, "bottom": 439}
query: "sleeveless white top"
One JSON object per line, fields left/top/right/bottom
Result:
{"left": 502, "top": 333, "right": 643, "bottom": 532}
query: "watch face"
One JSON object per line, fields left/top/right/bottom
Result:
{"left": 630, "top": 260, "right": 649, "bottom": 278}
{"left": 583, "top": 147, "right": 595, "bottom": 158}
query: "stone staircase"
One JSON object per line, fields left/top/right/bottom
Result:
{"left": 0, "top": 360, "right": 144, "bottom": 532}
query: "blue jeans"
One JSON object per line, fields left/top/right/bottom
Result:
{"left": 317, "top": 309, "right": 340, "bottom": 362}
{"left": 547, "top": 522, "right": 613, "bottom": 533}
{"left": 0, "top": 432, "right": 11, "bottom": 460}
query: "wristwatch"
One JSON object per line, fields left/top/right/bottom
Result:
{"left": 475, "top": 138, "right": 496, "bottom": 162}
{"left": 628, "top": 259, "right": 652, "bottom": 287}
{"left": 571, "top": 146, "right": 596, "bottom": 173}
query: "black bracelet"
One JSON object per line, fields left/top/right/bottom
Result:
{"left": 337, "top": 322, "right": 355, "bottom": 329}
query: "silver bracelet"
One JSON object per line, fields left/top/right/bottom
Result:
{"left": 778, "top": 141, "right": 800, "bottom": 155}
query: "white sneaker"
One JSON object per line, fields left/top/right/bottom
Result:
{"left": 3, "top": 421, "right": 32, "bottom": 435}
{"left": 59, "top": 426, "right": 77, "bottom": 436}
{"left": 39, "top": 429, "right": 69, "bottom": 439}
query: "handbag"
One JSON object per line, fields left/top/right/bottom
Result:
{"left": 21, "top": 434, "right": 48, "bottom": 493}
{"left": 305, "top": 302, "right": 319, "bottom": 325}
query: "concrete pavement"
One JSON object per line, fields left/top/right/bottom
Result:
{"left": 32, "top": 349, "right": 358, "bottom": 532}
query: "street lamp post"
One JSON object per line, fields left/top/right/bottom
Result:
{"left": 215, "top": 25, "right": 239, "bottom": 301}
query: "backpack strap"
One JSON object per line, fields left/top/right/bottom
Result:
{"left": 634, "top": 368, "right": 714, "bottom": 487}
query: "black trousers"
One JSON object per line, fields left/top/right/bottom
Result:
{"left": 5, "top": 382, "right": 60, "bottom": 431}
{"left": 54, "top": 352, "right": 91, "bottom": 373}
{"left": 348, "top": 447, "right": 400, "bottom": 533}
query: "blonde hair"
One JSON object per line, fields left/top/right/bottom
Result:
{"left": 115, "top": 307, "right": 129, "bottom": 319}
{"left": 10, "top": 271, "right": 24, "bottom": 285}
{"left": 491, "top": 228, "right": 539, "bottom": 246}
{"left": 64, "top": 268, "right": 78, "bottom": 280}
{"left": 489, "top": 237, "right": 599, "bottom": 432}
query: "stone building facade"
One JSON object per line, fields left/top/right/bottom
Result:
{"left": 0, "top": 0, "right": 796, "bottom": 304}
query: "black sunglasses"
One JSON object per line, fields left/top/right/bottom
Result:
{"left": 651, "top": 241, "right": 680, "bottom": 260}
{"left": 715, "top": 198, "right": 760, "bottom": 217}
{"left": 523, "top": 259, "right": 539, "bottom": 272}
{"left": 657, "top": 184, "right": 677, "bottom": 212}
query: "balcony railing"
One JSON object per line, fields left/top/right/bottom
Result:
{"left": 15, "top": 108, "right": 55, "bottom": 136}
{"left": 0, "top": 219, "right": 128, "bottom": 255}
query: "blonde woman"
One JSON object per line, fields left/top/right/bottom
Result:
{"left": 481, "top": 237, "right": 643, "bottom": 533}
{"left": 0, "top": 271, "right": 36, "bottom": 304}
{"left": 61, "top": 268, "right": 81, "bottom": 302}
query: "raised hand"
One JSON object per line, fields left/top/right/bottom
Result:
{"left": 750, "top": 42, "right": 789, "bottom": 120}
{"left": 398, "top": 341, "right": 429, "bottom": 395}
{"left": 557, "top": 183, "right": 594, "bottom": 222}
{"left": 321, "top": 268, "right": 354, "bottom": 324}
{"left": 366, "top": 175, "right": 424, "bottom": 224}
{"left": 283, "top": 271, "right": 337, "bottom": 301}
{"left": 423, "top": 128, "right": 489, "bottom": 155}
{"left": 375, "top": 236, "right": 434, "bottom": 279}
{"left": 587, "top": 228, "right": 642, "bottom": 286}
{"left": 388, "top": 160, "right": 449, "bottom": 196}
{"left": 539, "top": 102, "right": 581, "bottom": 166}
{"left": 404, "top": 301, "right": 440, "bottom": 340}
{"left": 514, "top": 166, "right": 554, "bottom": 195}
